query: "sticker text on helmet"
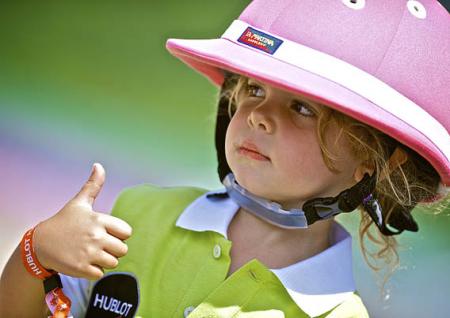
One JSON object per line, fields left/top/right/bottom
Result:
{"left": 237, "top": 27, "right": 283, "bottom": 55}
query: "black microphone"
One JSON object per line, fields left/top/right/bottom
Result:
{"left": 84, "top": 272, "right": 139, "bottom": 318}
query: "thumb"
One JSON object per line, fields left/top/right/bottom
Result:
{"left": 74, "top": 163, "right": 106, "bottom": 206}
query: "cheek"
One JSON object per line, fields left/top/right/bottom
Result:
{"left": 280, "top": 123, "right": 320, "bottom": 159}
{"left": 224, "top": 113, "right": 244, "bottom": 163}
{"left": 224, "top": 131, "right": 233, "bottom": 164}
{"left": 280, "top": 133, "right": 330, "bottom": 177}
{"left": 286, "top": 127, "right": 359, "bottom": 185}
{"left": 276, "top": 123, "right": 358, "bottom": 184}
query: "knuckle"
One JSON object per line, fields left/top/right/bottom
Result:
{"left": 88, "top": 229, "right": 104, "bottom": 242}
{"left": 82, "top": 245, "right": 98, "bottom": 262}
{"left": 80, "top": 244, "right": 91, "bottom": 257}
{"left": 74, "top": 262, "right": 86, "bottom": 274}
{"left": 90, "top": 212, "right": 102, "bottom": 223}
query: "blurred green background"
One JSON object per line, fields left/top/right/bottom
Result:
{"left": 1, "top": 1, "right": 449, "bottom": 317}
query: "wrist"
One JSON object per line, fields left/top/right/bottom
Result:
{"left": 32, "top": 222, "right": 54, "bottom": 272}
{"left": 20, "top": 225, "right": 55, "bottom": 280}
{"left": 20, "top": 225, "right": 73, "bottom": 317}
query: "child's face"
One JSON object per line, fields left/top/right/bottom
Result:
{"left": 225, "top": 77, "right": 364, "bottom": 209}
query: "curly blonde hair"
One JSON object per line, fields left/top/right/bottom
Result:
{"left": 219, "top": 72, "right": 447, "bottom": 292}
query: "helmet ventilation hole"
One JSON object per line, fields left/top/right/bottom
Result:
{"left": 407, "top": 1, "right": 427, "bottom": 19}
{"left": 342, "top": 0, "right": 365, "bottom": 10}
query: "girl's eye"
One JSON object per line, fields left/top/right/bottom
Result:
{"left": 291, "top": 101, "right": 315, "bottom": 117}
{"left": 246, "top": 84, "right": 265, "bottom": 98}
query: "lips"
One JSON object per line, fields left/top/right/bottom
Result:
{"left": 238, "top": 141, "right": 270, "bottom": 161}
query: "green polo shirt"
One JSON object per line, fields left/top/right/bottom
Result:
{"left": 101, "top": 183, "right": 368, "bottom": 318}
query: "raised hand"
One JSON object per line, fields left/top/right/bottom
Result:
{"left": 33, "top": 163, "right": 132, "bottom": 280}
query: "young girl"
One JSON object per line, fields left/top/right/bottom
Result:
{"left": 1, "top": 0, "right": 449, "bottom": 317}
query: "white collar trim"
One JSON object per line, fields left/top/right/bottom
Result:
{"left": 175, "top": 190, "right": 356, "bottom": 317}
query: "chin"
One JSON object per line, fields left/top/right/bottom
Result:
{"left": 232, "top": 169, "right": 323, "bottom": 208}
{"left": 233, "top": 170, "right": 278, "bottom": 199}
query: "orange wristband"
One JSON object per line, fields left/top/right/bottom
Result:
{"left": 20, "top": 226, "right": 73, "bottom": 318}
{"left": 20, "top": 226, "right": 55, "bottom": 280}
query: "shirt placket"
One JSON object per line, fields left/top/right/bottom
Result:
{"left": 174, "top": 231, "right": 233, "bottom": 318}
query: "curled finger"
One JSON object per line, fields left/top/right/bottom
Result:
{"left": 85, "top": 264, "right": 105, "bottom": 280}
{"left": 102, "top": 234, "right": 129, "bottom": 258}
{"left": 93, "top": 250, "right": 119, "bottom": 270}
{"left": 101, "top": 214, "right": 133, "bottom": 241}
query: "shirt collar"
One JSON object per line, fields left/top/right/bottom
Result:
{"left": 175, "top": 189, "right": 356, "bottom": 317}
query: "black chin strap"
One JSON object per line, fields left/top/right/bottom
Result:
{"left": 302, "top": 173, "right": 374, "bottom": 223}
{"left": 210, "top": 171, "right": 419, "bottom": 235}
{"left": 302, "top": 173, "right": 418, "bottom": 236}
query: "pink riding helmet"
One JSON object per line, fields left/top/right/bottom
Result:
{"left": 166, "top": 0, "right": 450, "bottom": 200}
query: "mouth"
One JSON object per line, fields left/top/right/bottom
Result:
{"left": 238, "top": 141, "right": 270, "bottom": 161}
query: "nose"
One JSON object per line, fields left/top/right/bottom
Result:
{"left": 247, "top": 100, "right": 276, "bottom": 134}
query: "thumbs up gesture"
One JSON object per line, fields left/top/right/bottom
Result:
{"left": 32, "top": 163, "right": 133, "bottom": 280}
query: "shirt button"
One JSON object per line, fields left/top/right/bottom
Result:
{"left": 184, "top": 306, "right": 196, "bottom": 317}
{"left": 213, "top": 244, "right": 221, "bottom": 259}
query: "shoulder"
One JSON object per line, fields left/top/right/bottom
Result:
{"left": 324, "top": 293, "right": 369, "bottom": 318}
{"left": 110, "top": 183, "right": 208, "bottom": 224}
